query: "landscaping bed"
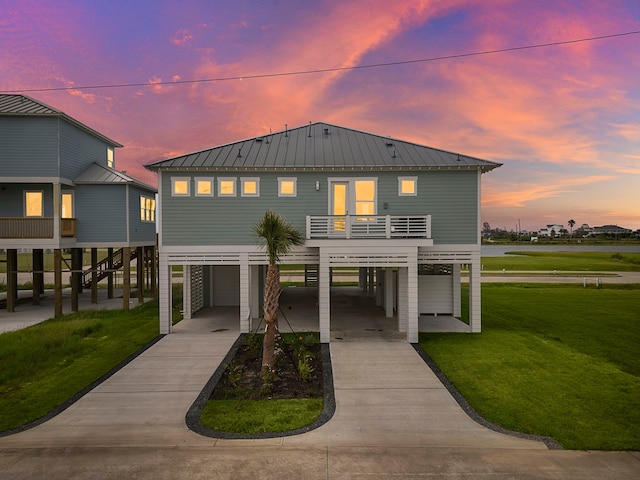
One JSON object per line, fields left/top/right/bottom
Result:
{"left": 210, "top": 333, "right": 324, "bottom": 400}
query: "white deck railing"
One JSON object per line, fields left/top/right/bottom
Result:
{"left": 306, "top": 215, "right": 431, "bottom": 239}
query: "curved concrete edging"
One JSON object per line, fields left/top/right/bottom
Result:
{"left": 411, "top": 343, "right": 563, "bottom": 450}
{"left": 186, "top": 334, "right": 336, "bottom": 439}
{"left": 0, "top": 334, "right": 166, "bottom": 438}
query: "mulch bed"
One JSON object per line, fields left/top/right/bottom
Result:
{"left": 210, "top": 336, "right": 324, "bottom": 400}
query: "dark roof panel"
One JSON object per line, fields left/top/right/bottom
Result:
{"left": 146, "top": 122, "right": 501, "bottom": 172}
{"left": 0, "top": 94, "right": 123, "bottom": 148}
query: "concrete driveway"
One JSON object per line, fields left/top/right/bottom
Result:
{"left": 1, "top": 307, "right": 639, "bottom": 479}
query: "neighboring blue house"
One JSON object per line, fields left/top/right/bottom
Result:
{"left": 0, "top": 94, "right": 157, "bottom": 314}
{"left": 146, "top": 122, "right": 501, "bottom": 342}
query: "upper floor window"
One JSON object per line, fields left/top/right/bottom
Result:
{"left": 195, "top": 178, "right": 214, "bottom": 196}
{"left": 278, "top": 177, "right": 297, "bottom": 197}
{"left": 241, "top": 177, "right": 260, "bottom": 197}
{"left": 61, "top": 192, "right": 74, "bottom": 218}
{"left": 25, "top": 191, "right": 43, "bottom": 217}
{"left": 354, "top": 180, "right": 376, "bottom": 217}
{"left": 171, "top": 177, "right": 190, "bottom": 196}
{"left": 398, "top": 176, "right": 417, "bottom": 196}
{"left": 140, "top": 195, "right": 155, "bottom": 222}
{"left": 218, "top": 177, "right": 236, "bottom": 196}
{"left": 107, "top": 147, "right": 114, "bottom": 168}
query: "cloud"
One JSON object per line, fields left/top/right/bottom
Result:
{"left": 483, "top": 175, "right": 616, "bottom": 208}
{"left": 170, "top": 28, "right": 194, "bottom": 46}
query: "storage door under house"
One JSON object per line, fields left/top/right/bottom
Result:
{"left": 418, "top": 264, "right": 454, "bottom": 315}
{"left": 211, "top": 265, "right": 240, "bottom": 306}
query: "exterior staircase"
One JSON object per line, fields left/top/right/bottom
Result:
{"left": 82, "top": 248, "right": 138, "bottom": 289}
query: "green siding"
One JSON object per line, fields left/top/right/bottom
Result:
{"left": 160, "top": 170, "right": 479, "bottom": 245}
{"left": 75, "top": 184, "right": 127, "bottom": 243}
{"left": 129, "top": 186, "right": 157, "bottom": 243}
{"left": 0, "top": 117, "right": 59, "bottom": 177}
{"left": 59, "top": 120, "right": 111, "bottom": 180}
{"left": 0, "top": 183, "right": 54, "bottom": 217}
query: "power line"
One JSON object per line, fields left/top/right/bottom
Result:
{"left": 4, "top": 29, "right": 640, "bottom": 94}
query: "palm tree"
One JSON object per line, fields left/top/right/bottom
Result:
{"left": 254, "top": 210, "right": 304, "bottom": 378}
{"left": 568, "top": 219, "right": 576, "bottom": 237}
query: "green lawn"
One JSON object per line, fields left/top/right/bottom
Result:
{"left": 420, "top": 283, "right": 640, "bottom": 450}
{"left": 480, "top": 251, "right": 640, "bottom": 272}
{"left": 201, "top": 399, "right": 323, "bottom": 434}
{"left": 0, "top": 302, "right": 160, "bottom": 432}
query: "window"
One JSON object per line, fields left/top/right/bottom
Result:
{"left": 218, "top": 177, "right": 236, "bottom": 196}
{"left": 278, "top": 177, "right": 297, "bottom": 197}
{"left": 171, "top": 177, "right": 190, "bottom": 196}
{"left": 241, "top": 177, "right": 260, "bottom": 197}
{"left": 107, "top": 147, "right": 114, "bottom": 168}
{"left": 25, "top": 191, "right": 43, "bottom": 217}
{"left": 61, "top": 192, "right": 74, "bottom": 218}
{"left": 140, "top": 195, "right": 155, "bottom": 222}
{"left": 354, "top": 180, "right": 376, "bottom": 217}
{"left": 195, "top": 178, "right": 214, "bottom": 196}
{"left": 398, "top": 176, "right": 417, "bottom": 196}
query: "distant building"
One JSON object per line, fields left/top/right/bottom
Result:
{"left": 591, "top": 225, "right": 633, "bottom": 236}
{"left": 538, "top": 224, "right": 564, "bottom": 237}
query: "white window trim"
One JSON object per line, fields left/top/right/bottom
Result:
{"left": 171, "top": 177, "right": 191, "bottom": 196}
{"left": 140, "top": 195, "right": 155, "bottom": 222}
{"left": 278, "top": 177, "right": 297, "bottom": 197}
{"left": 217, "top": 177, "right": 237, "bottom": 197}
{"left": 61, "top": 191, "right": 74, "bottom": 219}
{"left": 24, "top": 190, "right": 44, "bottom": 217}
{"left": 327, "top": 177, "right": 378, "bottom": 215}
{"left": 241, "top": 177, "right": 260, "bottom": 197}
{"left": 398, "top": 176, "right": 417, "bottom": 196}
{"left": 107, "top": 147, "right": 114, "bottom": 168}
{"left": 195, "top": 177, "right": 214, "bottom": 197}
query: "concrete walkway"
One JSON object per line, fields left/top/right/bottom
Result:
{"left": 1, "top": 311, "right": 639, "bottom": 478}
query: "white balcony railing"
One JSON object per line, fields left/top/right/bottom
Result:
{"left": 306, "top": 215, "right": 431, "bottom": 240}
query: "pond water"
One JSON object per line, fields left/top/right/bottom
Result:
{"left": 482, "top": 244, "right": 640, "bottom": 257}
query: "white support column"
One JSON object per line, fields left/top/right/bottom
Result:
{"left": 469, "top": 251, "right": 482, "bottom": 332}
{"left": 158, "top": 257, "right": 172, "bottom": 334}
{"left": 319, "top": 251, "right": 331, "bottom": 343}
{"left": 453, "top": 264, "right": 461, "bottom": 317}
{"left": 376, "top": 267, "right": 384, "bottom": 306}
{"left": 368, "top": 267, "right": 375, "bottom": 296}
{"left": 407, "top": 255, "right": 419, "bottom": 343}
{"left": 239, "top": 255, "right": 250, "bottom": 333}
{"left": 397, "top": 267, "right": 408, "bottom": 333}
{"left": 182, "top": 264, "right": 192, "bottom": 320}
{"left": 250, "top": 265, "right": 260, "bottom": 327}
{"left": 385, "top": 268, "right": 394, "bottom": 318}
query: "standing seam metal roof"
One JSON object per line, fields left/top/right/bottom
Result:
{"left": 145, "top": 122, "right": 501, "bottom": 172}
{"left": 74, "top": 163, "right": 156, "bottom": 192}
{"left": 0, "top": 94, "right": 123, "bottom": 148}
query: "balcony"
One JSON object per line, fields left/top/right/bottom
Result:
{"left": 0, "top": 218, "right": 76, "bottom": 239}
{"left": 306, "top": 215, "right": 431, "bottom": 240}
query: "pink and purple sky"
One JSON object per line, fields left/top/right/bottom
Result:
{"left": 2, "top": 0, "right": 639, "bottom": 232}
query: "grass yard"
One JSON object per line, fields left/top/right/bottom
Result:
{"left": 0, "top": 302, "right": 160, "bottom": 432}
{"left": 420, "top": 283, "right": 640, "bottom": 450}
{"left": 480, "top": 251, "right": 640, "bottom": 272}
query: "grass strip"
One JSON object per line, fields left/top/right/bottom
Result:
{"left": 480, "top": 251, "right": 640, "bottom": 271}
{"left": 201, "top": 398, "right": 323, "bottom": 434}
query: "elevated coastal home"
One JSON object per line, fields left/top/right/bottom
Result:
{"left": 0, "top": 94, "right": 157, "bottom": 315}
{"left": 146, "top": 122, "right": 501, "bottom": 342}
